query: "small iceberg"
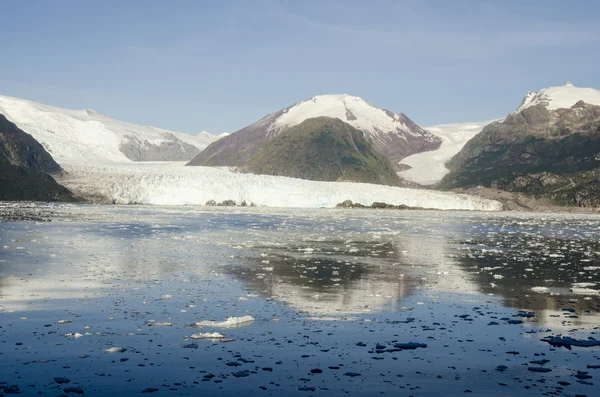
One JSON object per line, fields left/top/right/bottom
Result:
{"left": 190, "top": 332, "right": 225, "bottom": 339}
{"left": 195, "top": 315, "right": 255, "bottom": 328}
{"left": 105, "top": 347, "right": 127, "bottom": 353}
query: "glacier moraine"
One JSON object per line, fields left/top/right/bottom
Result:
{"left": 1, "top": 204, "right": 600, "bottom": 396}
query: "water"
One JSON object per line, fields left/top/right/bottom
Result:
{"left": 1, "top": 204, "right": 600, "bottom": 396}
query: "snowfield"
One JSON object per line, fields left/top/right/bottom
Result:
{"left": 58, "top": 162, "right": 502, "bottom": 210}
{"left": 398, "top": 120, "right": 499, "bottom": 185}
{"left": 516, "top": 82, "right": 600, "bottom": 112}
{"left": 0, "top": 94, "right": 223, "bottom": 163}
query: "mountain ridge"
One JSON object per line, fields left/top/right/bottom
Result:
{"left": 0, "top": 94, "right": 222, "bottom": 163}
{"left": 187, "top": 94, "right": 441, "bottom": 170}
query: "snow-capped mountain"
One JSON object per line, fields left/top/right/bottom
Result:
{"left": 516, "top": 82, "right": 600, "bottom": 112}
{"left": 398, "top": 120, "right": 500, "bottom": 185}
{"left": 398, "top": 82, "right": 600, "bottom": 186}
{"left": 188, "top": 94, "right": 441, "bottom": 170}
{"left": 0, "top": 94, "right": 222, "bottom": 163}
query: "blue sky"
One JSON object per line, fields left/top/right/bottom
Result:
{"left": 2, "top": 0, "right": 599, "bottom": 134}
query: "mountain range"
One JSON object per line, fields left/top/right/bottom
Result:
{"left": 1, "top": 82, "right": 600, "bottom": 208}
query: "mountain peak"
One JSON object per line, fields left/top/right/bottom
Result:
{"left": 188, "top": 94, "right": 441, "bottom": 170}
{"left": 516, "top": 82, "right": 600, "bottom": 112}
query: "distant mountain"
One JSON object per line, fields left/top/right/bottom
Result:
{"left": 0, "top": 94, "right": 222, "bottom": 163}
{"left": 0, "top": 114, "right": 77, "bottom": 202}
{"left": 440, "top": 97, "right": 600, "bottom": 207}
{"left": 244, "top": 117, "right": 401, "bottom": 186}
{"left": 187, "top": 94, "right": 440, "bottom": 170}
{"left": 197, "top": 131, "right": 229, "bottom": 140}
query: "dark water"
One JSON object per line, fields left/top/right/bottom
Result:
{"left": 1, "top": 204, "right": 600, "bottom": 396}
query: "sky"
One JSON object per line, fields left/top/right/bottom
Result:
{"left": 2, "top": 0, "right": 600, "bottom": 134}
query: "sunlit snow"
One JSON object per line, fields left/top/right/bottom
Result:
{"left": 0, "top": 95, "right": 223, "bottom": 163}
{"left": 58, "top": 161, "right": 502, "bottom": 210}
{"left": 516, "top": 82, "right": 600, "bottom": 112}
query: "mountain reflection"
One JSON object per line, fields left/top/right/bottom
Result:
{"left": 226, "top": 232, "right": 600, "bottom": 325}
{"left": 224, "top": 238, "right": 442, "bottom": 316}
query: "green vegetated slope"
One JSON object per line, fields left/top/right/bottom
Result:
{"left": 245, "top": 117, "right": 401, "bottom": 186}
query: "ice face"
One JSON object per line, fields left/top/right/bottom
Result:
{"left": 57, "top": 161, "right": 502, "bottom": 210}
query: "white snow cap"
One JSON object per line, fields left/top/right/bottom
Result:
{"left": 270, "top": 94, "right": 432, "bottom": 141}
{"left": 0, "top": 94, "right": 222, "bottom": 163}
{"left": 516, "top": 82, "right": 600, "bottom": 112}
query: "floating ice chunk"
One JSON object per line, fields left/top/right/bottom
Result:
{"left": 531, "top": 286, "right": 549, "bottom": 293}
{"left": 493, "top": 274, "right": 504, "bottom": 280}
{"left": 65, "top": 333, "right": 85, "bottom": 338}
{"left": 147, "top": 321, "right": 172, "bottom": 327}
{"left": 161, "top": 294, "right": 173, "bottom": 300}
{"left": 190, "top": 332, "right": 225, "bottom": 339}
{"left": 57, "top": 319, "right": 72, "bottom": 325}
{"left": 195, "top": 315, "right": 255, "bottom": 328}
{"left": 572, "top": 282, "right": 596, "bottom": 288}
{"left": 105, "top": 347, "right": 127, "bottom": 353}
{"left": 571, "top": 287, "right": 600, "bottom": 295}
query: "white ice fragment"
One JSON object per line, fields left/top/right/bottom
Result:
{"left": 190, "top": 332, "right": 225, "bottom": 339}
{"left": 531, "top": 286, "right": 549, "bottom": 293}
{"left": 161, "top": 294, "right": 173, "bottom": 300}
{"left": 195, "top": 315, "right": 255, "bottom": 328}
{"left": 571, "top": 287, "right": 600, "bottom": 295}
{"left": 105, "top": 347, "right": 127, "bottom": 353}
{"left": 147, "top": 321, "right": 172, "bottom": 327}
{"left": 65, "top": 332, "right": 88, "bottom": 338}
{"left": 57, "top": 319, "right": 72, "bottom": 325}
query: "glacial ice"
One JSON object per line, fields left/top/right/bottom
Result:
{"left": 58, "top": 161, "right": 502, "bottom": 211}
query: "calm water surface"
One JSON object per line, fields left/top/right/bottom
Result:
{"left": 1, "top": 204, "right": 599, "bottom": 396}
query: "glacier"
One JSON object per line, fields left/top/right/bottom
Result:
{"left": 398, "top": 120, "right": 499, "bottom": 185}
{"left": 58, "top": 162, "right": 502, "bottom": 211}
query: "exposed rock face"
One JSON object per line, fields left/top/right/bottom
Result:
{"left": 187, "top": 94, "right": 440, "bottom": 171}
{"left": 440, "top": 102, "right": 600, "bottom": 207}
{"left": 0, "top": 114, "right": 77, "bottom": 202}
{"left": 243, "top": 117, "right": 401, "bottom": 186}
{"left": 0, "top": 114, "right": 61, "bottom": 173}
{"left": 119, "top": 133, "right": 201, "bottom": 161}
